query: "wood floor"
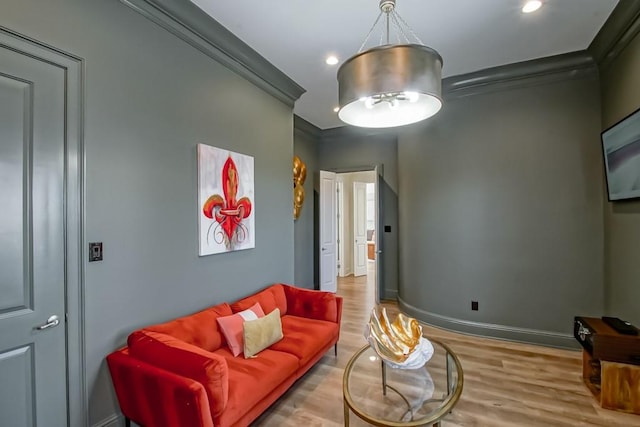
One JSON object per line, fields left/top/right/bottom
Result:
{"left": 254, "top": 268, "right": 640, "bottom": 426}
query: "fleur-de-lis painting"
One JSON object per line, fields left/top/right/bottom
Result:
{"left": 198, "top": 144, "right": 255, "bottom": 255}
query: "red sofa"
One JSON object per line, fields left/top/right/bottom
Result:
{"left": 107, "top": 284, "right": 342, "bottom": 427}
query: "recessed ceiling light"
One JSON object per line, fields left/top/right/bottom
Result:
{"left": 326, "top": 55, "right": 339, "bottom": 65}
{"left": 522, "top": 1, "right": 542, "bottom": 13}
{"left": 333, "top": 106, "right": 340, "bottom": 113}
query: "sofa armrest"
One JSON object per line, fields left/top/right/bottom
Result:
{"left": 107, "top": 348, "right": 214, "bottom": 427}
{"left": 282, "top": 284, "right": 343, "bottom": 323}
{"left": 127, "top": 330, "right": 229, "bottom": 418}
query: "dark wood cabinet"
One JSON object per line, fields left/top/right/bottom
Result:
{"left": 575, "top": 317, "right": 640, "bottom": 415}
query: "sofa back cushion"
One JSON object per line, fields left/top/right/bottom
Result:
{"left": 230, "top": 284, "right": 287, "bottom": 316}
{"left": 282, "top": 284, "right": 338, "bottom": 323}
{"left": 146, "top": 302, "right": 232, "bottom": 352}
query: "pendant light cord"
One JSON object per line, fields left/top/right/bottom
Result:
{"left": 394, "top": 11, "right": 424, "bottom": 45}
{"left": 358, "top": 3, "right": 425, "bottom": 53}
{"left": 358, "top": 11, "right": 384, "bottom": 53}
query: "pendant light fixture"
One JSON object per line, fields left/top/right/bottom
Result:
{"left": 337, "top": 0, "right": 443, "bottom": 128}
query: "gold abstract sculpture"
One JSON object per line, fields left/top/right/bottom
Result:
{"left": 293, "top": 155, "right": 307, "bottom": 220}
{"left": 364, "top": 306, "right": 434, "bottom": 369}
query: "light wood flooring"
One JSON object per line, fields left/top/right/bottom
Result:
{"left": 254, "top": 268, "right": 640, "bottom": 426}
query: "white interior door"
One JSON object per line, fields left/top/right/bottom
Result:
{"left": 375, "top": 166, "right": 384, "bottom": 303}
{"left": 319, "top": 170, "right": 337, "bottom": 292}
{"left": 0, "top": 44, "right": 68, "bottom": 425}
{"left": 353, "top": 182, "right": 367, "bottom": 277}
{"left": 336, "top": 181, "right": 345, "bottom": 277}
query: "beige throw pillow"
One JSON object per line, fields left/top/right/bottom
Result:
{"left": 243, "top": 308, "right": 283, "bottom": 358}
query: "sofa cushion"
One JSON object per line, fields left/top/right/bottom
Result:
{"left": 282, "top": 284, "right": 338, "bottom": 322}
{"left": 128, "top": 330, "right": 228, "bottom": 418}
{"left": 230, "top": 284, "right": 287, "bottom": 316}
{"left": 212, "top": 347, "right": 298, "bottom": 426}
{"left": 243, "top": 308, "right": 283, "bottom": 358}
{"left": 146, "top": 302, "right": 232, "bottom": 352}
{"left": 216, "top": 302, "right": 265, "bottom": 357}
{"left": 269, "top": 315, "right": 339, "bottom": 366}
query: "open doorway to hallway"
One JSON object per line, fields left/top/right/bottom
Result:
{"left": 336, "top": 171, "right": 377, "bottom": 305}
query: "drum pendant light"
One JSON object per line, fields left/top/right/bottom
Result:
{"left": 337, "top": 0, "right": 443, "bottom": 128}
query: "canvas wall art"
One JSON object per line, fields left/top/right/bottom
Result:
{"left": 198, "top": 144, "right": 255, "bottom": 255}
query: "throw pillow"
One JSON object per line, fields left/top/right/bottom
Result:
{"left": 217, "top": 302, "right": 265, "bottom": 356}
{"left": 243, "top": 308, "right": 283, "bottom": 358}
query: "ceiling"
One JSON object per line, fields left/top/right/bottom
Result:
{"left": 190, "top": 0, "right": 618, "bottom": 130}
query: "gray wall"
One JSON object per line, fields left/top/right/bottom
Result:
{"left": 4, "top": 0, "right": 294, "bottom": 425}
{"left": 600, "top": 30, "right": 640, "bottom": 326}
{"left": 397, "top": 69, "right": 604, "bottom": 346}
{"left": 319, "top": 133, "right": 399, "bottom": 299}
{"left": 293, "top": 127, "right": 318, "bottom": 288}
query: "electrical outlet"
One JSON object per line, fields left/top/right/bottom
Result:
{"left": 471, "top": 301, "right": 478, "bottom": 311}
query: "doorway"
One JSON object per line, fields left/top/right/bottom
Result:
{"left": 336, "top": 171, "right": 377, "bottom": 302}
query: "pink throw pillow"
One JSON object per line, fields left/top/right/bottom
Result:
{"left": 216, "top": 302, "right": 265, "bottom": 356}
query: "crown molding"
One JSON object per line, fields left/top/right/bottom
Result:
{"left": 443, "top": 51, "right": 596, "bottom": 99}
{"left": 120, "top": 0, "right": 305, "bottom": 107}
{"left": 589, "top": 1, "right": 640, "bottom": 69}
{"left": 320, "top": 125, "right": 398, "bottom": 142}
{"left": 294, "top": 115, "right": 322, "bottom": 139}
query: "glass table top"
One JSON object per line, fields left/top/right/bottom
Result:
{"left": 343, "top": 338, "right": 463, "bottom": 426}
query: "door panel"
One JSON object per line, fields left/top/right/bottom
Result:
{"left": 319, "top": 171, "right": 337, "bottom": 292}
{"left": 353, "top": 182, "right": 367, "bottom": 277}
{"left": 0, "top": 346, "right": 34, "bottom": 426}
{"left": 0, "top": 45, "right": 67, "bottom": 426}
{"left": 0, "top": 74, "right": 31, "bottom": 314}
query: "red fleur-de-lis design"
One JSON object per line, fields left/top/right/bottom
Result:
{"left": 202, "top": 156, "right": 252, "bottom": 243}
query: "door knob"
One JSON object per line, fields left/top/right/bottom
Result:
{"left": 321, "top": 247, "right": 326, "bottom": 251}
{"left": 35, "top": 315, "right": 60, "bottom": 330}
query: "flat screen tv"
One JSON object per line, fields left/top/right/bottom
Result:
{"left": 601, "top": 106, "right": 640, "bottom": 201}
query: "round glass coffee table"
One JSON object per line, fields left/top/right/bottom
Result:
{"left": 343, "top": 338, "right": 463, "bottom": 426}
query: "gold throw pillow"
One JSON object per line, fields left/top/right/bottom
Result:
{"left": 243, "top": 308, "right": 283, "bottom": 358}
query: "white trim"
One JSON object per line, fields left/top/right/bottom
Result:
{"left": 336, "top": 181, "right": 345, "bottom": 278}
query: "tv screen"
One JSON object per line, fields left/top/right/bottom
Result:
{"left": 601, "top": 106, "right": 640, "bottom": 201}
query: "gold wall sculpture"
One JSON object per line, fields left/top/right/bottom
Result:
{"left": 293, "top": 155, "right": 307, "bottom": 220}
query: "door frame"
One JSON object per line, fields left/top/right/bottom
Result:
{"left": 1, "top": 27, "right": 86, "bottom": 426}
{"left": 318, "top": 170, "right": 337, "bottom": 292}
{"left": 336, "top": 180, "right": 346, "bottom": 277}
{"left": 323, "top": 165, "right": 383, "bottom": 303}
{"left": 352, "top": 181, "right": 367, "bottom": 277}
